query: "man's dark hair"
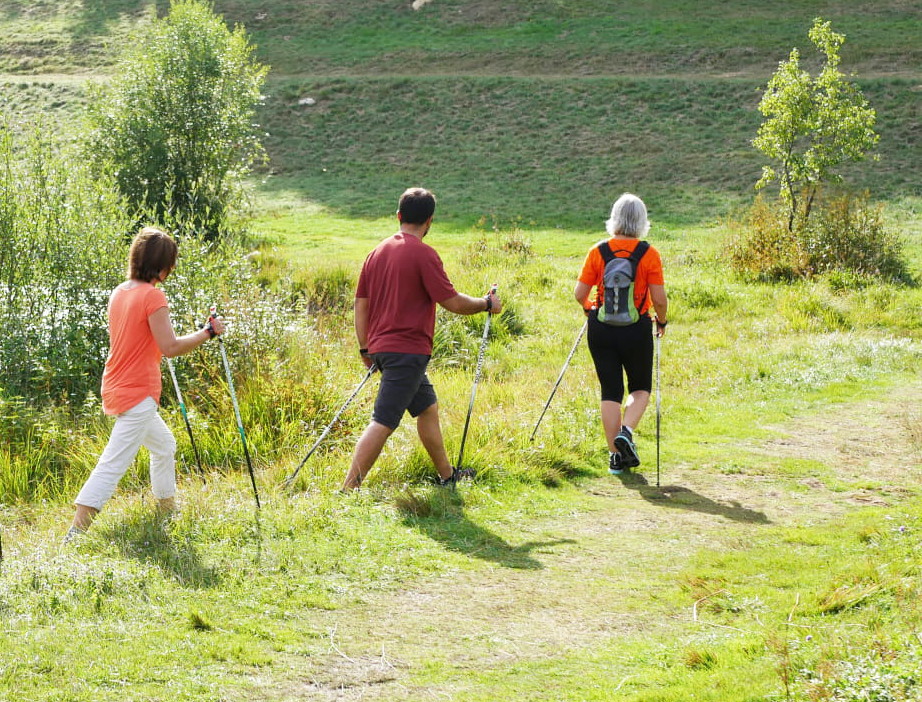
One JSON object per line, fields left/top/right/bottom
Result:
{"left": 398, "top": 188, "right": 436, "bottom": 224}
{"left": 128, "top": 227, "right": 178, "bottom": 282}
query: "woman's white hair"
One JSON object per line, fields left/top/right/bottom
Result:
{"left": 605, "top": 193, "right": 650, "bottom": 238}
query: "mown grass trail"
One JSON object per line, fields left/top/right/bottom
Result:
{"left": 191, "top": 385, "right": 922, "bottom": 699}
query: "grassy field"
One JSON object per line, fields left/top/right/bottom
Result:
{"left": 2, "top": 1, "right": 922, "bottom": 700}
{"left": 2, "top": 210, "right": 920, "bottom": 699}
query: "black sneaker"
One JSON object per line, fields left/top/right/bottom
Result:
{"left": 435, "top": 466, "right": 476, "bottom": 487}
{"left": 615, "top": 430, "right": 640, "bottom": 468}
{"left": 608, "top": 452, "right": 624, "bottom": 475}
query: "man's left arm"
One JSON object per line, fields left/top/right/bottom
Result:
{"left": 439, "top": 292, "right": 502, "bottom": 315}
{"left": 423, "top": 248, "right": 502, "bottom": 315}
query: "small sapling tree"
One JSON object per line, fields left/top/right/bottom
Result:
{"left": 86, "top": 0, "right": 268, "bottom": 240}
{"left": 753, "top": 18, "right": 878, "bottom": 232}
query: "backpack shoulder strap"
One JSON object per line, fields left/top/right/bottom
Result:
{"left": 597, "top": 240, "right": 615, "bottom": 263}
{"left": 629, "top": 240, "right": 650, "bottom": 264}
{"left": 631, "top": 241, "right": 652, "bottom": 312}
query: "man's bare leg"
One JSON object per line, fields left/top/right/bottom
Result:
{"left": 343, "top": 421, "right": 393, "bottom": 490}
{"left": 415, "top": 403, "right": 453, "bottom": 480}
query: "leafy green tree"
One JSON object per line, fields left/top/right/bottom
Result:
{"left": 86, "top": 0, "right": 268, "bottom": 240}
{"left": 753, "top": 18, "right": 878, "bottom": 231}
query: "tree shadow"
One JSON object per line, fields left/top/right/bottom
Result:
{"left": 398, "top": 491, "right": 575, "bottom": 570}
{"left": 99, "top": 510, "right": 222, "bottom": 589}
{"left": 71, "top": 0, "right": 166, "bottom": 40}
{"left": 0, "top": 2, "right": 163, "bottom": 36}
{"left": 614, "top": 471, "right": 771, "bottom": 525}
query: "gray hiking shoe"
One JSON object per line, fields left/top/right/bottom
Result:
{"left": 63, "top": 525, "right": 85, "bottom": 546}
{"left": 435, "top": 466, "right": 476, "bottom": 487}
{"left": 615, "top": 429, "right": 640, "bottom": 468}
{"left": 609, "top": 451, "right": 624, "bottom": 475}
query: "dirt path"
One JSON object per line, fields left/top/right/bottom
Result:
{"left": 246, "top": 385, "right": 920, "bottom": 700}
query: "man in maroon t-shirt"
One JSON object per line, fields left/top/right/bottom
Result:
{"left": 342, "top": 188, "right": 503, "bottom": 490}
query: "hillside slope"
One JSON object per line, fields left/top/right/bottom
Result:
{"left": 2, "top": 1, "right": 920, "bottom": 77}
{"left": 1, "top": 1, "right": 919, "bottom": 224}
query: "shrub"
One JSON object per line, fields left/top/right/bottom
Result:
{"left": 0, "top": 122, "right": 131, "bottom": 404}
{"left": 725, "top": 196, "right": 810, "bottom": 281}
{"left": 158, "top": 237, "right": 311, "bottom": 402}
{"left": 85, "top": 0, "right": 268, "bottom": 240}
{"left": 804, "top": 191, "right": 911, "bottom": 283}
{"left": 0, "top": 120, "right": 303, "bottom": 500}
{"left": 726, "top": 193, "right": 911, "bottom": 285}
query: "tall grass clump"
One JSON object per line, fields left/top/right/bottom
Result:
{"left": 725, "top": 196, "right": 809, "bottom": 282}
{"left": 805, "top": 191, "right": 911, "bottom": 283}
{"left": 86, "top": 0, "right": 268, "bottom": 241}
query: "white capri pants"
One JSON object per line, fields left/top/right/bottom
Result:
{"left": 74, "top": 397, "right": 177, "bottom": 510}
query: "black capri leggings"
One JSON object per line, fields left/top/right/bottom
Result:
{"left": 586, "top": 314, "right": 654, "bottom": 403}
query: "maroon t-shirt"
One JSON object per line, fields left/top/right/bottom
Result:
{"left": 356, "top": 233, "right": 458, "bottom": 355}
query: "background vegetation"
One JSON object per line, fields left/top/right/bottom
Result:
{"left": 86, "top": 0, "right": 268, "bottom": 239}
{"left": 0, "top": 1, "right": 920, "bottom": 700}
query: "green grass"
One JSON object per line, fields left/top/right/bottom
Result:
{"left": 2, "top": 1, "right": 922, "bottom": 699}
{"left": 2, "top": 209, "right": 920, "bottom": 698}
{"left": 5, "top": 75, "right": 917, "bottom": 229}
{"left": 3, "top": 2, "right": 919, "bottom": 226}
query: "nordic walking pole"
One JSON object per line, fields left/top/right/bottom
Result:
{"left": 655, "top": 325, "right": 662, "bottom": 488}
{"left": 530, "top": 319, "right": 587, "bottom": 442}
{"left": 457, "top": 284, "right": 498, "bottom": 470}
{"left": 283, "top": 364, "right": 376, "bottom": 488}
{"left": 211, "top": 306, "right": 260, "bottom": 510}
{"left": 166, "top": 357, "right": 205, "bottom": 477}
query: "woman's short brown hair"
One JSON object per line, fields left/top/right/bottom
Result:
{"left": 128, "top": 227, "right": 178, "bottom": 283}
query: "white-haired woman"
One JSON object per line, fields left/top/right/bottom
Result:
{"left": 574, "top": 193, "right": 668, "bottom": 474}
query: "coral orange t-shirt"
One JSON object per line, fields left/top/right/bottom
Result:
{"left": 578, "top": 237, "right": 664, "bottom": 315}
{"left": 100, "top": 282, "right": 168, "bottom": 415}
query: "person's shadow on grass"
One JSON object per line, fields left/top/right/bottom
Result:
{"left": 100, "top": 510, "right": 222, "bottom": 588}
{"left": 614, "top": 470, "right": 771, "bottom": 524}
{"left": 397, "top": 490, "right": 575, "bottom": 570}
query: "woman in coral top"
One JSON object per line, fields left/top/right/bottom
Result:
{"left": 574, "top": 194, "right": 669, "bottom": 475}
{"left": 68, "top": 227, "right": 225, "bottom": 539}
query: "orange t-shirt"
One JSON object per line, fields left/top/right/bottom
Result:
{"left": 578, "top": 237, "right": 664, "bottom": 315}
{"left": 100, "top": 282, "right": 168, "bottom": 415}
